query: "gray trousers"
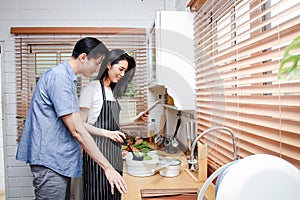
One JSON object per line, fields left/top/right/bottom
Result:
{"left": 30, "top": 165, "right": 71, "bottom": 200}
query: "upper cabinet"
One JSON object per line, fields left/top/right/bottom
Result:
{"left": 148, "top": 11, "right": 195, "bottom": 111}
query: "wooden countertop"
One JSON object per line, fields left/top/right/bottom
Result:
{"left": 121, "top": 156, "right": 215, "bottom": 200}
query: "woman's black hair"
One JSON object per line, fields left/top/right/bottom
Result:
{"left": 96, "top": 49, "right": 136, "bottom": 98}
{"left": 72, "top": 37, "right": 109, "bottom": 59}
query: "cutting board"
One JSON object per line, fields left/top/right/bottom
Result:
{"left": 141, "top": 188, "right": 207, "bottom": 200}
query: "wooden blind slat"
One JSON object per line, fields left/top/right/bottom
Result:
{"left": 14, "top": 29, "right": 148, "bottom": 140}
{"left": 193, "top": 0, "right": 300, "bottom": 172}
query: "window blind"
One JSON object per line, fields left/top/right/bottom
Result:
{"left": 12, "top": 28, "right": 148, "bottom": 141}
{"left": 190, "top": 0, "right": 300, "bottom": 173}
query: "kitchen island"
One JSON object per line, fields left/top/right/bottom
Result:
{"left": 121, "top": 156, "right": 215, "bottom": 200}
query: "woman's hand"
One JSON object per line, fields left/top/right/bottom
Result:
{"left": 134, "top": 111, "right": 149, "bottom": 123}
{"left": 103, "top": 130, "right": 126, "bottom": 143}
{"left": 82, "top": 122, "right": 126, "bottom": 142}
{"left": 119, "top": 111, "right": 149, "bottom": 126}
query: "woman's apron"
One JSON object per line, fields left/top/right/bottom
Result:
{"left": 82, "top": 81, "right": 123, "bottom": 200}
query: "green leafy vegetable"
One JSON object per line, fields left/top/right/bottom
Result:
{"left": 133, "top": 150, "right": 140, "bottom": 156}
{"left": 143, "top": 155, "right": 153, "bottom": 160}
{"left": 133, "top": 141, "right": 153, "bottom": 152}
{"left": 142, "top": 152, "right": 153, "bottom": 160}
{"left": 278, "top": 35, "right": 300, "bottom": 81}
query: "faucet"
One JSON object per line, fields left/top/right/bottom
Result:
{"left": 188, "top": 127, "right": 238, "bottom": 169}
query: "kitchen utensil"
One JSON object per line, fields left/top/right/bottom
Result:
{"left": 125, "top": 151, "right": 159, "bottom": 177}
{"left": 123, "top": 138, "right": 144, "bottom": 161}
{"left": 170, "top": 112, "right": 181, "bottom": 147}
{"left": 164, "top": 112, "right": 181, "bottom": 153}
{"left": 150, "top": 165, "right": 168, "bottom": 174}
{"left": 150, "top": 159, "right": 177, "bottom": 174}
{"left": 158, "top": 108, "right": 166, "bottom": 134}
{"left": 163, "top": 136, "right": 171, "bottom": 147}
{"left": 154, "top": 133, "right": 165, "bottom": 147}
{"left": 185, "top": 122, "right": 191, "bottom": 156}
{"left": 159, "top": 159, "right": 181, "bottom": 177}
{"left": 171, "top": 138, "right": 179, "bottom": 147}
{"left": 192, "top": 121, "right": 197, "bottom": 140}
{"left": 155, "top": 158, "right": 181, "bottom": 177}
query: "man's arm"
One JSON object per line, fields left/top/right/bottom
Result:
{"left": 61, "top": 112, "right": 128, "bottom": 195}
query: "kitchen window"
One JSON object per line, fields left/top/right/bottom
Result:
{"left": 12, "top": 28, "right": 148, "bottom": 140}
{"left": 190, "top": 0, "right": 300, "bottom": 172}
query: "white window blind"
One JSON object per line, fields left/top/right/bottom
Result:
{"left": 12, "top": 28, "right": 148, "bottom": 141}
{"left": 190, "top": 0, "right": 300, "bottom": 173}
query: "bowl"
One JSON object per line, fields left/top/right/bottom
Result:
{"left": 158, "top": 158, "right": 181, "bottom": 177}
{"left": 125, "top": 152, "right": 159, "bottom": 177}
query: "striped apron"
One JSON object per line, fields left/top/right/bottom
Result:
{"left": 82, "top": 81, "right": 123, "bottom": 200}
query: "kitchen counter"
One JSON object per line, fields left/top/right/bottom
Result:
{"left": 121, "top": 156, "right": 215, "bottom": 200}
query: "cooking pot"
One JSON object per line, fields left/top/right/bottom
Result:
{"left": 125, "top": 151, "right": 159, "bottom": 177}
{"left": 158, "top": 158, "right": 181, "bottom": 177}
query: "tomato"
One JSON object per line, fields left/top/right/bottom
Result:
{"left": 126, "top": 145, "right": 137, "bottom": 152}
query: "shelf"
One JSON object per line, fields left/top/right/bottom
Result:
{"left": 148, "top": 81, "right": 162, "bottom": 89}
{"left": 163, "top": 104, "right": 178, "bottom": 110}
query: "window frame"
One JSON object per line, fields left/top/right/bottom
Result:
{"left": 11, "top": 27, "right": 148, "bottom": 140}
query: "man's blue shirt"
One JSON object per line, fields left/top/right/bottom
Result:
{"left": 16, "top": 60, "right": 82, "bottom": 178}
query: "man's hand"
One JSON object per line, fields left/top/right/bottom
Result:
{"left": 104, "top": 167, "right": 128, "bottom": 195}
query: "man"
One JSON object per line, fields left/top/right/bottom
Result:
{"left": 16, "top": 37, "right": 128, "bottom": 199}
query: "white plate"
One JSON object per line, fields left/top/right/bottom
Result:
{"left": 127, "top": 170, "right": 155, "bottom": 177}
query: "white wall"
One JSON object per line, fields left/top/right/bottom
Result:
{"left": 0, "top": 42, "right": 5, "bottom": 200}
{"left": 0, "top": 0, "right": 191, "bottom": 199}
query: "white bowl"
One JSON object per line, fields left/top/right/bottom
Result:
{"left": 125, "top": 152, "right": 159, "bottom": 177}
{"left": 159, "top": 159, "right": 181, "bottom": 177}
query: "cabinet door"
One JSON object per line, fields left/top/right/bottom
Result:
{"left": 155, "top": 11, "right": 195, "bottom": 110}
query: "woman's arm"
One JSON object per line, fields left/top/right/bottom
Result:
{"left": 80, "top": 107, "right": 125, "bottom": 142}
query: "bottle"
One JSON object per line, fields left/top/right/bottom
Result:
{"left": 149, "top": 119, "right": 157, "bottom": 145}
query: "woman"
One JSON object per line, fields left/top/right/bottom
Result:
{"left": 79, "top": 49, "right": 147, "bottom": 200}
